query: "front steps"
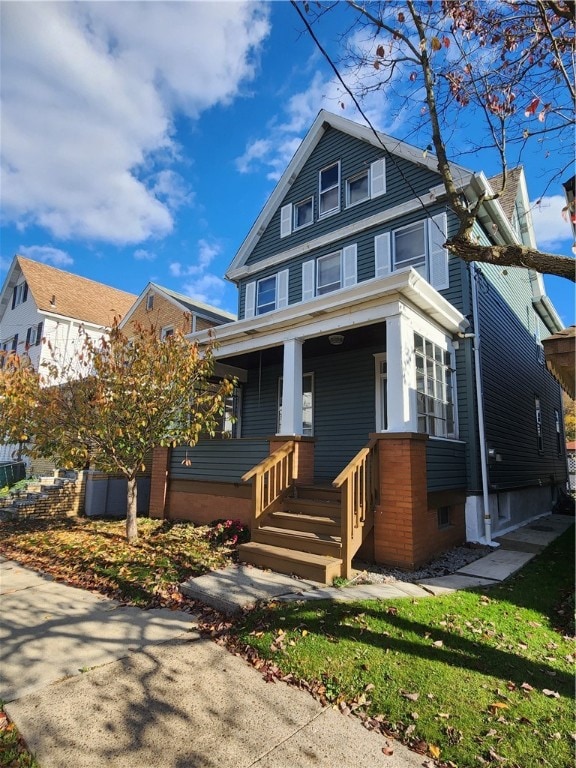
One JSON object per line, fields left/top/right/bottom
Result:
{"left": 0, "top": 475, "right": 78, "bottom": 521}
{"left": 238, "top": 486, "right": 344, "bottom": 584}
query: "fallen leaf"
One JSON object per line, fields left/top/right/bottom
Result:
{"left": 429, "top": 744, "right": 441, "bottom": 759}
{"left": 401, "top": 690, "right": 419, "bottom": 701}
{"left": 382, "top": 744, "right": 394, "bottom": 756}
{"left": 433, "top": 640, "right": 443, "bottom": 647}
{"left": 542, "top": 689, "right": 560, "bottom": 698}
{"left": 521, "top": 682, "right": 534, "bottom": 692}
{"left": 488, "top": 703, "right": 509, "bottom": 712}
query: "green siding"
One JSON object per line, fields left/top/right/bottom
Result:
{"left": 426, "top": 440, "right": 467, "bottom": 491}
{"left": 170, "top": 439, "right": 269, "bottom": 483}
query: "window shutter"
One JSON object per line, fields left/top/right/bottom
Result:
{"left": 11, "top": 334, "right": 18, "bottom": 352}
{"left": 277, "top": 269, "right": 289, "bottom": 309}
{"left": 36, "top": 322, "right": 43, "bottom": 345}
{"left": 280, "top": 204, "right": 292, "bottom": 238}
{"left": 302, "top": 260, "right": 315, "bottom": 301}
{"left": 11, "top": 286, "right": 16, "bottom": 310}
{"left": 244, "top": 281, "right": 256, "bottom": 319}
{"left": 26, "top": 328, "right": 31, "bottom": 347}
{"left": 22, "top": 282, "right": 28, "bottom": 302}
{"left": 342, "top": 244, "right": 357, "bottom": 287}
{"left": 428, "top": 213, "right": 449, "bottom": 291}
{"left": 374, "top": 233, "right": 391, "bottom": 277}
{"left": 370, "top": 158, "right": 386, "bottom": 198}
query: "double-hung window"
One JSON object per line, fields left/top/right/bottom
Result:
{"left": 316, "top": 252, "right": 341, "bottom": 295}
{"left": 319, "top": 162, "right": 340, "bottom": 217}
{"left": 346, "top": 169, "right": 369, "bottom": 207}
{"left": 256, "top": 276, "right": 276, "bottom": 315}
{"left": 12, "top": 282, "right": 28, "bottom": 309}
{"left": 394, "top": 222, "right": 427, "bottom": 277}
{"left": 294, "top": 197, "right": 313, "bottom": 230}
{"left": 415, "top": 334, "right": 455, "bottom": 437}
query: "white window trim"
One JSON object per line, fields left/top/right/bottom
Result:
{"left": 161, "top": 326, "right": 174, "bottom": 340}
{"left": 374, "top": 352, "right": 387, "bottom": 432}
{"left": 293, "top": 196, "right": 314, "bottom": 231}
{"left": 316, "top": 251, "right": 342, "bottom": 296}
{"left": 392, "top": 220, "right": 428, "bottom": 276}
{"left": 319, "top": 161, "right": 341, "bottom": 218}
{"left": 414, "top": 333, "right": 458, "bottom": 439}
{"left": 256, "top": 275, "right": 277, "bottom": 316}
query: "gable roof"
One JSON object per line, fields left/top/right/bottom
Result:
{"left": 0, "top": 256, "right": 136, "bottom": 327}
{"left": 119, "top": 281, "right": 236, "bottom": 329}
{"left": 226, "top": 109, "right": 473, "bottom": 280}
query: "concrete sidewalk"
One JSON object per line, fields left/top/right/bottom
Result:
{"left": 1, "top": 559, "right": 422, "bottom": 768}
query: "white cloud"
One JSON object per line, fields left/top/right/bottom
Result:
{"left": 18, "top": 245, "right": 73, "bottom": 267}
{"left": 133, "top": 249, "right": 156, "bottom": 262}
{"left": 0, "top": 1, "right": 270, "bottom": 244}
{"left": 531, "top": 195, "right": 574, "bottom": 251}
{"left": 169, "top": 239, "right": 225, "bottom": 305}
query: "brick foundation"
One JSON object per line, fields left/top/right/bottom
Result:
{"left": 371, "top": 433, "right": 465, "bottom": 569}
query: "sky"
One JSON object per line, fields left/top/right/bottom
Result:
{"left": 1, "top": 0, "right": 574, "bottom": 326}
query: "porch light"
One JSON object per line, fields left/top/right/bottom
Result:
{"left": 329, "top": 334, "right": 344, "bottom": 346}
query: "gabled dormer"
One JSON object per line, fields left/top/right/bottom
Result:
{"left": 226, "top": 110, "right": 473, "bottom": 320}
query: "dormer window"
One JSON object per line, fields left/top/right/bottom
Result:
{"left": 294, "top": 197, "right": 313, "bottom": 230}
{"left": 319, "top": 162, "right": 340, "bottom": 217}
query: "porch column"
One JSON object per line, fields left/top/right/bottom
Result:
{"left": 279, "top": 338, "right": 303, "bottom": 435}
{"left": 386, "top": 308, "right": 417, "bottom": 432}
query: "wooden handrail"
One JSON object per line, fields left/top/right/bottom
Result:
{"left": 333, "top": 438, "right": 379, "bottom": 579}
{"left": 242, "top": 441, "right": 296, "bottom": 522}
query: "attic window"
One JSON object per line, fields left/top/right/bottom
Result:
{"left": 146, "top": 294, "right": 154, "bottom": 310}
{"left": 294, "top": 197, "right": 313, "bottom": 230}
{"left": 12, "top": 282, "right": 28, "bottom": 309}
{"left": 319, "top": 162, "right": 340, "bottom": 217}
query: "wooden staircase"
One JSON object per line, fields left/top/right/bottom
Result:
{"left": 238, "top": 486, "right": 344, "bottom": 583}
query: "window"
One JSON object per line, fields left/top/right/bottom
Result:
{"left": 26, "top": 322, "right": 43, "bottom": 347}
{"left": 554, "top": 409, "right": 562, "bottom": 456}
{"left": 12, "top": 282, "right": 28, "bottom": 309}
{"left": 316, "top": 252, "right": 341, "bottom": 295}
{"left": 346, "top": 169, "right": 369, "bottom": 207}
{"left": 278, "top": 373, "right": 314, "bottom": 436}
{"left": 534, "top": 396, "right": 543, "bottom": 453}
{"left": 161, "top": 326, "right": 174, "bottom": 340}
{"left": 437, "top": 506, "right": 451, "bottom": 529}
{"left": 394, "top": 222, "right": 427, "bottom": 277}
{"left": 256, "top": 276, "right": 276, "bottom": 315}
{"left": 146, "top": 294, "right": 154, "bottom": 310}
{"left": 294, "top": 197, "right": 313, "bottom": 230}
{"left": 319, "top": 162, "right": 340, "bottom": 217}
{"left": 415, "top": 333, "right": 455, "bottom": 437}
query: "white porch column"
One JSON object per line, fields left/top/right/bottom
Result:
{"left": 386, "top": 307, "right": 417, "bottom": 432}
{"left": 279, "top": 338, "right": 303, "bottom": 435}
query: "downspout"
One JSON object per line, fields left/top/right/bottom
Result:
{"left": 470, "top": 265, "right": 497, "bottom": 546}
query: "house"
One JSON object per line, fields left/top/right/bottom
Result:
{"left": 146, "top": 110, "right": 568, "bottom": 583}
{"left": 120, "top": 281, "right": 235, "bottom": 339}
{"left": 0, "top": 255, "right": 136, "bottom": 467}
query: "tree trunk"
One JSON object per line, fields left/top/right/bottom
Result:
{"left": 126, "top": 476, "right": 138, "bottom": 544}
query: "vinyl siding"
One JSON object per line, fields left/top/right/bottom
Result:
{"left": 475, "top": 265, "right": 566, "bottom": 488}
{"left": 426, "top": 439, "right": 467, "bottom": 491}
{"left": 170, "top": 439, "right": 269, "bottom": 482}
{"left": 246, "top": 127, "right": 443, "bottom": 270}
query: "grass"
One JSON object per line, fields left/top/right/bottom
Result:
{"left": 0, "top": 516, "right": 243, "bottom": 608}
{"left": 232, "top": 528, "right": 575, "bottom": 768}
{"left": 0, "top": 705, "right": 39, "bottom": 768}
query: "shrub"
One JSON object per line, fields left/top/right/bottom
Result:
{"left": 207, "top": 519, "right": 250, "bottom": 547}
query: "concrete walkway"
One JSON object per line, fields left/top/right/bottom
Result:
{"left": 1, "top": 512, "right": 572, "bottom": 768}
{"left": 180, "top": 513, "right": 574, "bottom": 613}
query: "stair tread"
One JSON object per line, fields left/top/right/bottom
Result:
{"left": 257, "top": 525, "right": 341, "bottom": 543}
{"left": 273, "top": 510, "right": 340, "bottom": 524}
{"left": 239, "top": 541, "right": 342, "bottom": 565}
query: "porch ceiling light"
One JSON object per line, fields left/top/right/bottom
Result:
{"left": 329, "top": 333, "right": 344, "bottom": 346}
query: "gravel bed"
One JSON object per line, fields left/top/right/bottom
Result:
{"left": 351, "top": 543, "right": 495, "bottom": 585}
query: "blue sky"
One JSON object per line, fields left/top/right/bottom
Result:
{"left": 1, "top": 1, "right": 574, "bottom": 325}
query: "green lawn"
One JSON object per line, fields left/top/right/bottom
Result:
{"left": 233, "top": 528, "right": 575, "bottom": 768}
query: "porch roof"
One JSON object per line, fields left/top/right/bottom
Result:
{"left": 192, "top": 268, "right": 469, "bottom": 359}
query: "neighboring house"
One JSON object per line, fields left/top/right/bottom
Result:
{"left": 0, "top": 255, "right": 136, "bottom": 466}
{"left": 120, "top": 281, "right": 235, "bottom": 340}
{"left": 145, "top": 110, "right": 567, "bottom": 582}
